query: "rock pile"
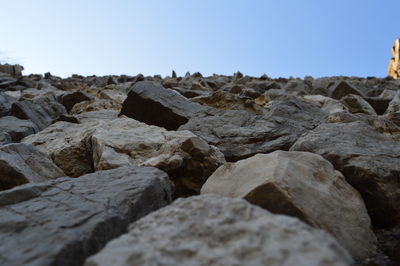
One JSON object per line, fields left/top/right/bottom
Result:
{"left": 1, "top": 63, "right": 400, "bottom": 265}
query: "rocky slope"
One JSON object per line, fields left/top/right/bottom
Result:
{"left": 1, "top": 63, "right": 400, "bottom": 265}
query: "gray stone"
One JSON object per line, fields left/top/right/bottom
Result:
{"left": 120, "top": 81, "right": 207, "bottom": 130}
{"left": 201, "top": 151, "right": 376, "bottom": 260}
{"left": 328, "top": 81, "right": 363, "bottom": 100}
{"left": 0, "top": 132, "right": 11, "bottom": 145}
{"left": 290, "top": 121, "right": 400, "bottom": 227}
{"left": 0, "top": 63, "right": 24, "bottom": 76}
{"left": 11, "top": 92, "right": 67, "bottom": 130}
{"left": 0, "top": 116, "right": 39, "bottom": 142}
{"left": 0, "top": 91, "right": 16, "bottom": 117}
{"left": 386, "top": 90, "right": 400, "bottom": 114}
{"left": 0, "top": 143, "right": 65, "bottom": 191}
{"left": 180, "top": 96, "right": 327, "bottom": 161}
{"left": 340, "top": 94, "right": 377, "bottom": 115}
{"left": 0, "top": 166, "right": 172, "bottom": 266}
{"left": 85, "top": 195, "right": 353, "bottom": 266}
{"left": 61, "top": 91, "right": 94, "bottom": 112}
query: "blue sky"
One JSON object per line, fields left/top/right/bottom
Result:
{"left": 0, "top": 0, "right": 399, "bottom": 78}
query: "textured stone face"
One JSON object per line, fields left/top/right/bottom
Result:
{"left": 180, "top": 96, "right": 327, "bottom": 161}
{"left": 0, "top": 166, "right": 172, "bottom": 266}
{"left": 23, "top": 118, "right": 225, "bottom": 197}
{"left": 120, "top": 81, "right": 207, "bottom": 130}
{"left": 201, "top": 151, "right": 376, "bottom": 260}
{"left": 388, "top": 38, "right": 400, "bottom": 79}
{"left": 85, "top": 195, "right": 353, "bottom": 266}
{"left": 290, "top": 121, "right": 400, "bottom": 228}
{"left": 0, "top": 143, "right": 65, "bottom": 191}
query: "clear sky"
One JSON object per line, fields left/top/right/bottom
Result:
{"left": 0, "top": 0, "right": 399, "bottom": 78}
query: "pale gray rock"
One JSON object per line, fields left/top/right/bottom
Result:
{"left": 0, "top": 91, "right": 16, "bottom": 117}
{"left": 0, "top": 116, "right": 39, "bottom": 142}
{"left": 201, "top": 151, "right": 376, "bottom": 260}
{"left": 328, "top": 81, "right": 363, "bottom": 100}
{"left": 290, "top": 121, "right": 400, "bottom": 227}
{"left": 385, "top": 90, "right": 400, "bottom": 114}
{"left": 85, "top": 195, "right": 353, "bottom": 266}
{"left": 0, "top": 143, "right": 65, "bottom": 191}
{"left": 0, "top": 166, "right": 172, "bottom": 266}
{"left": 0, "top": 132, "right": 11, "bottom": 145}
{"left": 340, "top": 94, "right": 377, "bottom": 115}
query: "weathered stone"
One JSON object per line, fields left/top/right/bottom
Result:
{"left": 201, "top": 151, "right": 376, "bottom": 260}
{"left": 388, "top": 38, "right": 400, "bottom": 79}
{"left": 385, "top": 90, "right": 400, "bottom": 114}
{"left": 290, "top": 121, "right": 400, "bottom": 227}
{"left": 328, "top": 81, "right": 363, "bottom": 100}
{"left": 70, "top": 99, "right": 121, "bottom": 114}
{"left": 0, "top": 91, "right": 16, "bottom": 117}
{"left": 0, "top": 132, "right": 11, "bottom": 145}
{"left": 362, "top": 97, "right": 391, "bottom": 115}
{"left": 75, "top": 110, "right": 118, "bottom": 123}
{"left": 0, "top": 166, "right": 172, "bottom": 266}
{"left": 85, "top": 195, "right": 353, "bottom": 266}
{"left": 23, "top": 118, "right": 225, "bottom": 196}
{"left": 340, "top": 94, "right": 377, "bottom": 115}
{"left": 61, "top": 91, "right": 94, "bottom": 112}
{"left": 0, "top": 143, "right": 65, "bottom": 191}
{"left": 0, "top": 63, "right": 23, "bottom": 76}
{"left": 120, "top": 81, "right": 206, "bottom": 130}
{"left": 191, "top": 91, "right": 265, "bottom": 114}
{"left": 0, "top": 72, "right": 17, "bottom": 89}
{"left": 11, "top": 92, "right": 67, "bottom": 130}
{"left": 0, "top": 116, "right": 39, "bottom": 142}
{"left": 180, "top": 96, "right": 327, "bottom": 161}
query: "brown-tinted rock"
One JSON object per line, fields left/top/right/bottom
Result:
{"left": 388, "top": 38, "right": 400, "bottom": 79}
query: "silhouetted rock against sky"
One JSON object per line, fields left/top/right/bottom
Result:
{"left": 388, "top": 38, "right": 400, "bottom": 79}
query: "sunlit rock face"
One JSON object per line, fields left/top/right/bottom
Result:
{"left": 388, "top": 38, "right": 400, "bottom": 79}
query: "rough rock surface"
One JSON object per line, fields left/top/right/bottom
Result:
{"left": 388, "top": 38, "right": 400, "bottom": 79}
{"left": 61, "top": 91, "right": 94, "bottom": 112}
{"left": 120, "top": 81, "right": 207, "bottom": 130}
{"left": 10, "top": 93, "right": 66, "bottom": 130}
{"left": 328, "top": 81, "right": 363, "bottom": 100}
{"left": 180, "top": 96, "right": 327, "bottom": 161}
{"left": 340, "top": 94, "right": 377, "bottom": 115}
{"left": 0, "top": 143, "right": 65, "bottom": 191}
{"left": 23, "top": 118, "right": 225, "bottom": 197}
{"left": 0, "top": 116, "right": 39, "bottom": 142}
{"left": 85, "top": 195, "right": 353, "bottom": 266}
{"left": 0, "top": 91, "right": 16, "bottom": 117}
{"left": 291, "top": 121, "right": 400, "bottom": 227}
{"left": 201, "top": 151, "right": 376, "bottom": 259}
{"left": 0, "top": 166, "right": 172, "bottom": 266}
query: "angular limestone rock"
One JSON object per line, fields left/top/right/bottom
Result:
{"left": 328, "top": 81, "right": 363, "bottom": 100}
{"left": 201, "top": 151, "right": 376, "bottom": 260}
{"left": 23, "top": 118, "right": 225, "bottom": 197}
{"left": 85, "top": 195, "right": 353, "bottom": 266}
{"left": 0, "top": 116, "right": 39, "bottom": 142}
{"left": 0, "top": 91, "right": 16, "bottom": 117}
{"left": 388, "top": 38, "right": 400, "bottom": 79}
{"left": 291, "top": 121, "right": 400, "bottom": 227}
{"left": 340, "top": 94, "right": 377, "bottom": 115}
{"left": 120, "top": 81, "right": 207, "bottom": 130}
{"left": 0, "top": 143, "right": 65, "bottom": 191}
{"left": 0, "top": 166, "right": 171, "bottom": 266}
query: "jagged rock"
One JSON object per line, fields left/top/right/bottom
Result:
{"left": 23, "top": 118, "right": 225, "bottom": 196}
{"left": 75, "top": 110, "right": 119, "bottom": 123}
{"left": 340, "top": 94, "right": 377, "bottom": 115}
{"left": 171, "top": 86, "right": 210, "bottom": 98}
{"left": 201, "top": 151, "right": 376, "bottom": 260}
{"left": 191, "top": 91, "right": 265, "bottom": 114}
{"left": 70, "top": 99, "right": 121, "bottom": 114}
{"left": 0, "top": 143, "right": 65, "bottom": 191}
{"left": 282, "top": 79, "right": 311, "bottom": 95}
{"left": 385, "top": 90, "right": 400, "bottom": 114}
{"left": 0, "top": 166, "right": 172, "bottom": 266}
{"left": 85, "top": 195, "right": 353, "bottom": 266}
{"left": 0, "top": 92, "right": 16, "bottom": 117}
{"left": 328, "top": 81, "right": 363, "bottom": 100}
{"left": 180, "top": 96, "right": 327, "bottom": 161}
{"left": 61, "top": 91, "right": 94, "bottom": 112}
{"left": 0, "top": 63, "right": 23, "bottom": 76}
{"left": 290, "top": 121, "right": 400, "bottom": 227}
{"left": 303, "top": 94, "right": 349, "bottom": 114}
{"left": 0, "top": 116, "right": 39, "bottom": 142}
{"left": 0, "top": 72, "right": 17, "bottom": 89}
{"left": 0, "top": 132, "right": 11, "bottom": 145}
{"left": 11, "top": 92, "right": 66, "bottom": 130}
{"left": 120, "top": 81, "right": 207, "bottom": 130}
{"left": 388, "top": 38, "right": 400, "bottom": 79}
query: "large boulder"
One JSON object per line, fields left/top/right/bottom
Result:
{"left": 0, "top": 91, "right": 16, "bottom": 117}
{"left": 201, "top": 151, "right": 376, "bottom": 260}
{"left": 85, "top": 195, "right": 353, "bottom": 266}
{"left": 290, "top": 121, "right": 400, "bottom": 227}
{"left": 0, "top": 166, "right": 172, "bottom": 266}
{"left": 61, "top": 91, "right": 94, "bottom": 112}
{"left": 179, "top": 96, "right": 327, "bottom": 161}
{"left": 340, "top": 94, "right": 377, "bottom": 115}
{"left": 0, "top": 116, "right": 39, "bottom": 142}
{"left": 0, "top": 143, "right": 65, "bottom": 191}
{"left": 120, "top": 81, "right": 207, "bottom": 130}
{"left": 11, "top": 93, "right": 67, "bottom": 130}
{"left": 328, "top": 81, "right": 363, "bottom": 100}
{"left": 23, "top": 118, "right": 225, "bottom": 197}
